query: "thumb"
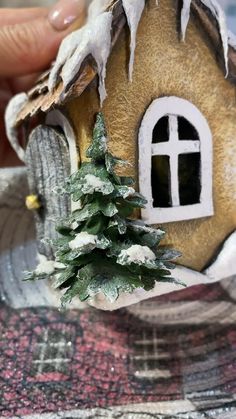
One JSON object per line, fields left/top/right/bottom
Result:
{"left": 0, "top": 4, "right": 86, "bottom": 77}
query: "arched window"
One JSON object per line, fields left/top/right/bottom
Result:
{"left": 139, "top": 97, "right": 214, "bottom": 224}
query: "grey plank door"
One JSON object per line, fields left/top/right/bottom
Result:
{"left": 25, "top": 125, "right": 71, "bottom": 259}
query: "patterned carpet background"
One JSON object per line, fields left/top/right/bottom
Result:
{"left": 1, "top": 302, "right": 236, "bottom": 418}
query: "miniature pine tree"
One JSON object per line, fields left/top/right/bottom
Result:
{"left": 25, "top": 113, "right": 183, "bottom": 306}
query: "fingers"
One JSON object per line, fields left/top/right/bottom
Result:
{"left": 0, "top": 8, "right": 47, "bottom": 27}
{"left": 0, "top": 1, "right": 86, "bottom": 77}
{"left": 9, "top": 74, "right": 41, "bottom": 94}
{"left": 49, "top": 0, "right": 86, "bottom": 31}
{"left": 0, "top": 18, "right": 63, "bottom": 77}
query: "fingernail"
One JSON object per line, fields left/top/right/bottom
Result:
{"left": 48, "top": 0, "right": 85, "bottom": 31}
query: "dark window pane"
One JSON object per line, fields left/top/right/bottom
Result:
{"left": 178, "top": 153, "right": 201, "bottom": 205}
{"left": 152, "top": 116, "right": 169, "bottom": 143}
{"left": 178, "top": 117, "right": 199, "bottom": 140}
{"left": 151, "top": 155, "right": 171, "bottom": 207}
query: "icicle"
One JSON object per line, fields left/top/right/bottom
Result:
{"left": 48, "top": 30, "right": 84, "bottom": 92}
{"left": 88, "top": 0, "right": 111, "bottom": 21}
{"left": 122, "top": 0, "right": 145, "bottom": 81}
{"left": 61, "top": 12, "right": 112, "bottom": 105}
{"left": 180, "top": 0, "right": 229, "bottom": 76}
{"left": 181, "top": 0, "right": 191, "bottom": 41}
{"left": 200, "top": 0, "right": 229, "bottom": 76}
{"left": 48, "top": 0, "right": 113, "bottom": 97}
{"left": 4, "top": 93, "right": 28, "bottom": 163}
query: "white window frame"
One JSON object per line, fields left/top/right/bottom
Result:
{"left": 139, "top": 96, "right": 214, "bottom": 224}
{"left": 46, "top": 110, "right": 79, "bottom": 174}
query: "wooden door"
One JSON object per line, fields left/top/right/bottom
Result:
{"left": 25, "top": 125, "right": 71, "bottom": 259}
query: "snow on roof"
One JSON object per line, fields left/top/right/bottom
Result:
{"left": 5, "top": 0, "right": 236, "bottom": 162}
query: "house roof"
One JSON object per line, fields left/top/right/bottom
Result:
{"left": 5, "top": 0, "right": 236, "bottom": 160}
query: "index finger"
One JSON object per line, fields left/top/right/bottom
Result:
{"left": 0, "top": 8, "right": 48, "bottom": 27}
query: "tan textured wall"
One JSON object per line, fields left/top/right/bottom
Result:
{"left": 66, "top": 0, "right": 236, "bottom": 271}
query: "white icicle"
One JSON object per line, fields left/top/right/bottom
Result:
{"left": 48, "top": 0, "right": 112, "bottom": 93}
{"left": 200, "top": 0, "right": 229, "bottom": 76}
{"left": 48, "top": 30, "right": 84, "bottom": 92}
{"left": 122, "top": 0, "right": 145, "bottom": 81}
{"left": 181, "top": 0, "right": 191, "bottom": 41}
{"left": 180, "top": 0, "right": 229, "bottom": 75}
{"left": 88, "top": 0, "right": 111, "bottom": 21}
{"left": 62, "top": 12, "right": 112, "bottom": 104}
{"left": 49, "top": 12, "right": 112, "bottom": 105}
{"left": 4, "top": 93, "right": 28, "bottom": 163}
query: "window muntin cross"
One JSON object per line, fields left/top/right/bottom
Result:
{"left": 139, "top": 96, "right": 214, "bottom": 224}
{"left": 132, "top": 328, "right": 172, "bottom": 380}
{"left": 152, "top": 114, "right": 200, "bottom": 207}
{"left": 31, "top": 326, "right": 73, "bottom": 377}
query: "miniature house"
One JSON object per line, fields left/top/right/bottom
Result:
{"left": 6, "top": 0, "right": 236, "bottom": 282}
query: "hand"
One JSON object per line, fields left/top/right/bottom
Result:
{"left": 0, "top": 0, "right": 86, "bottom": 168}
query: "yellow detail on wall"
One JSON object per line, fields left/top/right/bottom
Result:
{"left": 25, "top": 195, "right": 41, "bottom": 211}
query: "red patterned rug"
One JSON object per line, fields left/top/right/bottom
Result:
{"left": 1, "top": 281, "right": 236, "bottom": 418}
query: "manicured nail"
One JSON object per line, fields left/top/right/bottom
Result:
{"left": 48, "top": 0, "right": 85, "bottom": 31}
